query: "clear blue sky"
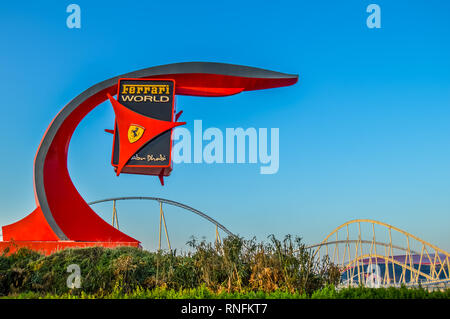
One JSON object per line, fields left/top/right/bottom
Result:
{"left": 0, "top": 1, "right": 449, "bottom": 252}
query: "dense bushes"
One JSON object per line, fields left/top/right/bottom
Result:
{"left": 1, "top": 235, "right": 448, "bottom": 299}
{"left": 0, "top": 235, "right": 340, "bottom": 296}
{"left": 311, "top": 285, "right": 450, "bottom": 299}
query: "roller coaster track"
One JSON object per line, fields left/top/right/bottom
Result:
{"left": 308, "top": 219, "right": 450, "bottom": 287}
{"left": 88, "top": 196, "right": 235, "bottom": 250}
{"left": 308, "top": 240, "right": 420, "bottom": 255}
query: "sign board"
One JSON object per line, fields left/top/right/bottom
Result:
{"left": 111, "top": 79, "right": 176, "bottom": 177}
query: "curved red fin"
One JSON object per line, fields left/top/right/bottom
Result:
{"left": 2, "top": 207, "right": 59, "bottom": 241}
{"left": 176, "top": 86, "right": 244, "bottom": 97}
{"left": 13, "top": 62, "right": 298, "bottom": 243}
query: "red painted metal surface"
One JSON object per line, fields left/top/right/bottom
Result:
{"left": 3, "top": 207, "right": 58, "bottom": 241}
{"left": 0, "top": 240, "right": 139, "bottom": 256}
{"left": 1, "top": 63, "right": 298, "bottom": 254}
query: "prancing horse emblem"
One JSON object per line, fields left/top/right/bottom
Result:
{"left": 128, "top": 124, "right": 145, "bottom": 143}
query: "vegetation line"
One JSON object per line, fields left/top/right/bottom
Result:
{"left": 0, "top": 235, "right": 448, "bottom": 299}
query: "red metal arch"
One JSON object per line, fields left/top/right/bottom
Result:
{"left": 1, "top": 62, "right": 298, "bottom": 252}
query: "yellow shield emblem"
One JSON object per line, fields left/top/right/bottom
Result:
{"left": 128, "top": 124, "right": 145, "bottom": 143}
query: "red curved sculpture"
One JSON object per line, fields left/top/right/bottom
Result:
{"left": 1, "top": 62, "right": 298, "bottom": 254}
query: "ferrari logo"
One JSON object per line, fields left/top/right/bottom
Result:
{"left": 128, "top": 124, "right": 145, "bottom": 143}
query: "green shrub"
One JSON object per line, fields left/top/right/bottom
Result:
{"left": 3, "top": 286, "right": 449, "bottom": 299}
{"left": 0, "top": 236, "right": 448, "bottom": 299}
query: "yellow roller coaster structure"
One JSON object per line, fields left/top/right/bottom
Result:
{"left": 308, "top": 219, "right": 449, "bottom": 288}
